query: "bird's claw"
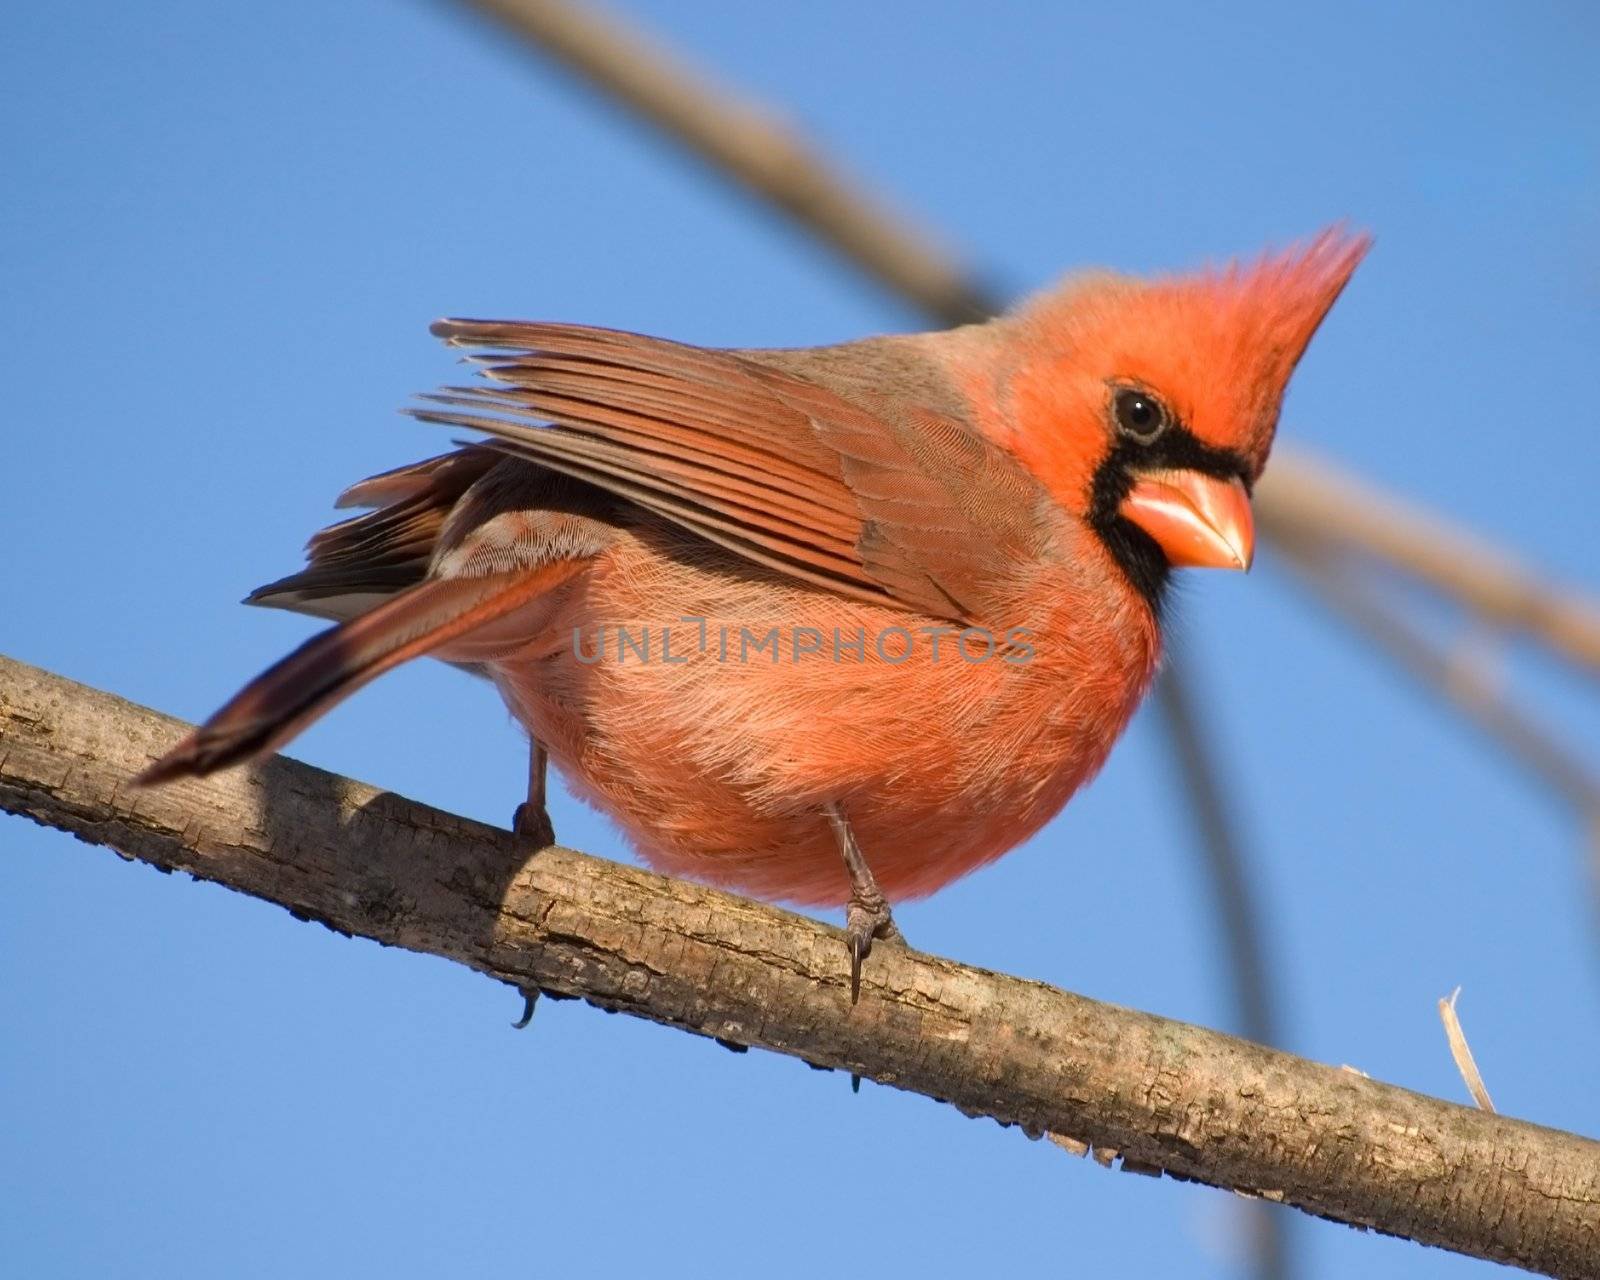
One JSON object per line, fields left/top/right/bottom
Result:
{"left": 845, "top": 896, "right": 902, "bottom": 1004}
{"left": 512, "top": 987, "right": 538, "bottom": 1030}
{"left": 849, "top": 932, "right": 868, "bottom": 1005}
{"left": 511, "top": 801, "right": 556, "bottom": 848}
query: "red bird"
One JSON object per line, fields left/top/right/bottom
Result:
{"left": 140, "top": 230, "right": 1368, "bottom": 997}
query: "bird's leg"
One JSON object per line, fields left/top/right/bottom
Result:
{"left": 511, "top": 739, "right": 555, "bottom": 847}
{"left": 825, "top": 802, "right": 904, "bottom": 1004}
{"left": 510, "top": 740, "right": 553, "bottom": 1030}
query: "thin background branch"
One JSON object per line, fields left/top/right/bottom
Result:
{"left": 1258, "top": 453, "right": 1600, "bottom": 677}
{"left": 1274, "top": 540, "right": 1600, "bottom": 818}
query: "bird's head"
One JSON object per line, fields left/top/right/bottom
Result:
{"left": 995, "top": 228, "right": 1369, "bottom": 603}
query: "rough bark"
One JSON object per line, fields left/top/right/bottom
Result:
{"left": 3, "top": 653, "right": 1597, "bottom": 1277}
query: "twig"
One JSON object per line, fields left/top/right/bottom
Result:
{"left": 1438, "top": 988, "right": 1497, "bottom": 1113}
{"left": 2, "top": 653, "right": 1598, "bottom": 1277}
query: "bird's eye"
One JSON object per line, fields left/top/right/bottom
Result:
{"left": 1112, "top": 386, "right": 1171, "bottom": 443}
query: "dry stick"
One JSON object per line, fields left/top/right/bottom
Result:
{"left": 1153, "top": 670, "right": 1291, "bottom": 1280}
{"left": 3, "top": 654, "right": 1599, "bottom": 1277}
{"left": 1438, "top": 988, "right": 1497, "bottom": 1114}
{"left": 1155, "top": 671, "right": 1280, "bottom": 1051}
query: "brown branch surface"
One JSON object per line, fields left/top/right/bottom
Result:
{"left": 3, "top": 654, "right": 1599, "bottom": 1277}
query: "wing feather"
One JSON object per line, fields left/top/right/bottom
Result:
{"left": 413, "top": 321, "right": 1048, "bottom": 621}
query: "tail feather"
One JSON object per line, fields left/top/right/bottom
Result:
{"left": 136, "top": 561, "right": 580, "bottom": 785}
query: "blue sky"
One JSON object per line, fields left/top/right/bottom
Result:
{"left": 3, "top": 3, "right": 1597, "bottom": 1277}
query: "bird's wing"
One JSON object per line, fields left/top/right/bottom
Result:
{"left": 411, "top": 321, "right": 1049, "bottom": 623}
{"left": 330, "top": 445, "right": 500, "bottom": 510}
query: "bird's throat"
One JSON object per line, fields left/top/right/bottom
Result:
{"left": 1094, "top": 511, "right": 1174, "bottom": 616}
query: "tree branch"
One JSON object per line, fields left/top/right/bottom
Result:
{"left": 3, "top": 653, "right": 1598, "bottom": 1277}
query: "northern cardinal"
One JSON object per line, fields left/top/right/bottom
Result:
{"left": 139, "top": 230, "right": 1367, "bottom": 997}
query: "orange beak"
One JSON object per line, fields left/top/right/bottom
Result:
{"left": 1118, "top": 470, "right": 1255, "bottom": 571}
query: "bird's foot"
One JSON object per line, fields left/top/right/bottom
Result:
{"left": 844, "top": 887, "right": 904, "bottom": 1005}
{"left": 509, "top": 786, "right": 551, "bottom": 1030}
{"left": 511, "top": 801, "right": 556, "bottom": 848}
